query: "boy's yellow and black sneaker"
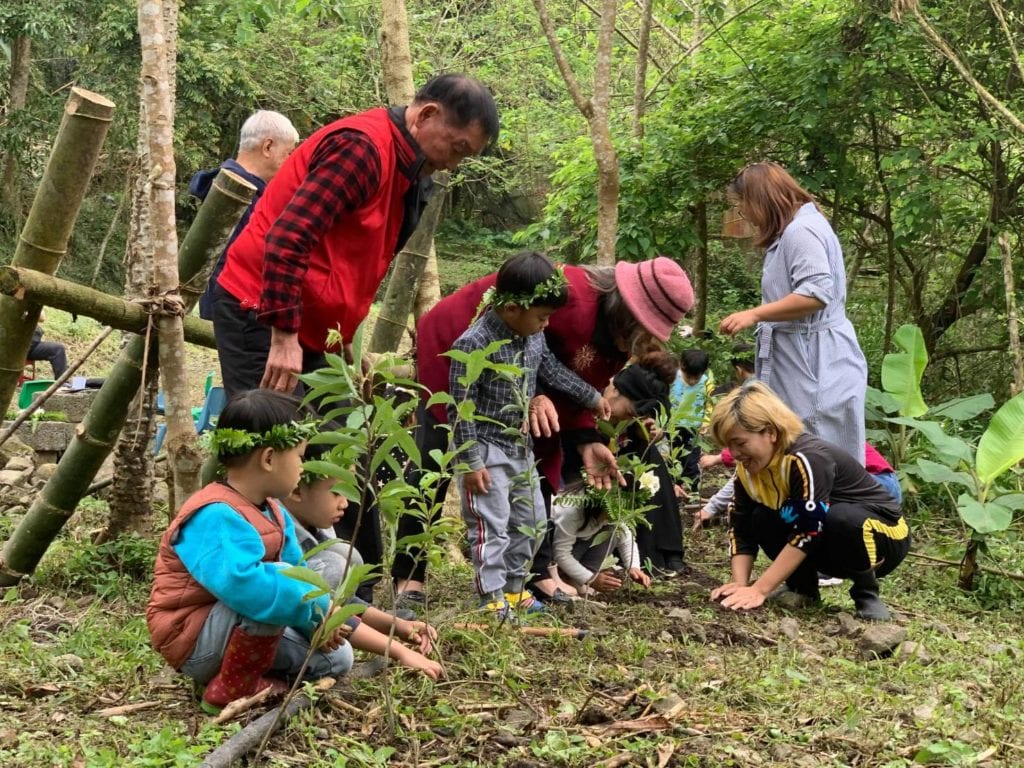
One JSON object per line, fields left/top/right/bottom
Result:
{"left": 478, "top": 592, "right": 513, "bottom": 621}
{"left": 504, "top": 589, "right": 547, "bottom": 615}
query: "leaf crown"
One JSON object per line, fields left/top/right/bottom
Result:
{"left": 479, "top": 265, "right": 569, "bottom": 313}
{"left": 207, "top": 420, "right": 318, "bottom": 459}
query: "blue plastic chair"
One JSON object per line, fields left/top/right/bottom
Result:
{"left": 153, "top": 386, "right": 226, "bottom": 454}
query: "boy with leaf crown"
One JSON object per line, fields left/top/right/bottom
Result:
{"left": 283, "top": 437, "right": 444, "bottom": 679}
{"left": 448, "top": 251, "right": 611, "bottom": 618}
{"left": 147, "top": 390, "right": 353, "bottom": 714}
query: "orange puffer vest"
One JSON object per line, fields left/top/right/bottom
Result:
{"left": 146, "top": 483, "right": 287, "bottom": 670}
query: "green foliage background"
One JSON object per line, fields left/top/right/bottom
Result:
{"left": 2, "top": 0, "right": 1023, "bottom": 405}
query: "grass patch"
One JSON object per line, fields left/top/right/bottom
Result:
{"left": 2, "top": 509, "right": 1023, "bottom": 766}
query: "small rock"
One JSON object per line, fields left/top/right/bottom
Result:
{"left": 658, "top": 630, "right": 674, "bottom": 643}
{"left": 913, "top": 700, "right": 937, "bottom": 721}
{"left": 4, "top": 456, "right": 33, "bottom": 472}
{"left": 926, "top": 621, "right": 954, "bottom": 637}
{"left": 667, "top": 607, "right": 692, "bottom": 622}
{"left": 502, "top": 707, "right": 536, "bottom": 727}
{"left": 984, "top": 643, "right": 1009, "bottom": 657}
{"left": 52, "top": 653, "right": 84, "bottom": 672}
{"left": 799, "top": 647, "right": 825, "bottom": 663}
{"left": 0, "top": 469, "right": 25, "bottom": 487}
{"left": 836, "top": 612, "right": 861, "bottom": 638}
{"left": 771, "top": 744, "right": 795, "bottom": 761}
{"left": 897, "top": 641, "right": 931, "bottom": 664}
{"left": 859, "top": 624, "right": 908, "bottom": 657}
{"left": 778, "top": 618, "right": 800, "bottom": 641}
{"left": 651, "top": 692, "right": 685, "bottom": 715}
{"left": 686, "top": 624, "right": 707, "bottom": 644}
{"left": 33, "top": 463, "right": 58, "bottom": 483}
{"left": 315, "top": 728, "right": 329, "bottom": 740}
{"left": 726, "top": 747, "right": 763, "bottom": 764}
{"left": 817, "top": 637, "right": 840, "bottom": 654}
{"left": 0, "top": 728, "right": 17, "bottom": 747}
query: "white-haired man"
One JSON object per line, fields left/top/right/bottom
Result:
{"left": 191, "top": 110, "right": 299, "bottom": 320}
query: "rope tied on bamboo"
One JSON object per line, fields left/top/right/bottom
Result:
{"left": 130, "top": 290, "right": 188, "bottom": 449}
{"left": 136, "top": 292, "right": 187, "bottom": 318}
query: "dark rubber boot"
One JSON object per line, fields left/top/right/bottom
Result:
{"left": 849, "top": 570, "right": 891, "bottom": 621}
{"left": 201, "top": 626, "right": 287, "bottom": 714}
{"left": 772, "top": 566, "right": 821, "bottom": 607}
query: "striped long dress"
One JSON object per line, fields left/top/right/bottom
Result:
{"left": 755, "top": 203, "right": 867, "bottom": 465}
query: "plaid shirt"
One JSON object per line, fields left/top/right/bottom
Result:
{"left": 449, "top": 309, "right": 601, "bottom": 471}
{"left": 259, "top": 108, "right": 428, "bottom": 332}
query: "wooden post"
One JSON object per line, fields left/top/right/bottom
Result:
{"left": 0, "top": 169, "right": 254, "bottom": 586}
{"left": 0, "top": 87, "right": 115, "bottom": 417}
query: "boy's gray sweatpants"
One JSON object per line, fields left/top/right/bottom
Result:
{"left": 459, "top": 442, "right": 546, "bottom": 596}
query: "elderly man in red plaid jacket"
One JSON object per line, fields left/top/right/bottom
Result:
{"left": 212, "top": 74, "right": 498, "bottom": 397}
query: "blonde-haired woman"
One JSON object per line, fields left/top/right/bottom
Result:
{"left": 708, "top": 383, "right": 908, "bottom": 620}
{"left": 719, "top": 162, "right": 867, "bottom": 465}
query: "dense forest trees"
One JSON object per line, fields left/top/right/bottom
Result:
{"left": 1, "top": 0, "right": 1022, "bottom": 401}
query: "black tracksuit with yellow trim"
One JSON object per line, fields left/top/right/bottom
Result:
{"left": 729, "top": 434, "right": 909, "bottom": 590}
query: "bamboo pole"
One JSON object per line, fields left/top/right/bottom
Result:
{"left": 368, "top": 173, "right": 448, "bottom": 352}
{"left": 0, "top": 87, "right": 115, "bottom": 418}
{"left": 0, "top": 327, "right": 114, "bottom": 451}
{"left": 0, "top": 169, "right": 254, "bottom": 586}
{"left": 0, "top": 266, "right": 216, "bottom": 348}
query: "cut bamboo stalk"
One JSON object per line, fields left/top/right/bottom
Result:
{"left": 0, "top": 87, "right": 115, "bottom": 418}
{"left": 0, "top": 169, "right": 254, "bottom": 586}
{"left": 0, "top": 266, "right": 216, "bottom": 348}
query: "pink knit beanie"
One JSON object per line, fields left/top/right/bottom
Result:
{"left": 614, "top": 257, "right": 694, "bottom": 342}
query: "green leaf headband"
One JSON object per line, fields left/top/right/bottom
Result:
{"left": 477, "top": 265, "right": 569, "bottom": 314}
{"left": 208, "top": 420, "right": 318, "bottom": 460}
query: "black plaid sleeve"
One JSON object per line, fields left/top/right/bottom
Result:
{"left": 258, "top": 130, "right": 383, "bottom": 331}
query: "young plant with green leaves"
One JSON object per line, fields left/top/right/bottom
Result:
{"left": 868, "top": 324, "right": 1024, "bottom": 589}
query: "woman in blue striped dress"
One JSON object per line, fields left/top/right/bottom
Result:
{"left": 719, "top": 162, "right": 867, "bottom": 465}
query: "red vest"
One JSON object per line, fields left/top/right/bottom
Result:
{"left": 415, "top": 266, "right": 627, "bottom": 486}
{"left": 218, "top": 108, "right": 414, "bottom": 352}
{"left": 146, "top": 484, "right": 287, "bottom": 670}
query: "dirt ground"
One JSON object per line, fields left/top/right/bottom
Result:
{"left": 2, "top": 505, "right": 1022, "bottom": 767}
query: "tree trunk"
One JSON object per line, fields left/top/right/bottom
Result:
{"left": 0, "top": 87, "right": 115, "bottom": 419}
{"left": 590, "top": 0, "right": 620, "bottom": 267}
{"left": 1, "top": 35, "right": 32, "bottom": 219}
{"left": 632, "top": 0, "right": 653, "bottom": 139}
{"left": 0, "top": 168, "right": 256, "bottom": 586}
{"left": 534, "top": 0, "right": 621, "bottom": 266}
{"left": 371, "top": 0, "right": 445, "bottom": 348}
{"left": 692, "top": 200, "right": 708, "bottom": 334}
{"left": 108, "top": 0, "right": 166, "bottom": 532}
{"left": 139, "top": 0, "right": 202, "bottom": 510}
{"left": 999, "top": 232, "right": 1024, "bottom": 395}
